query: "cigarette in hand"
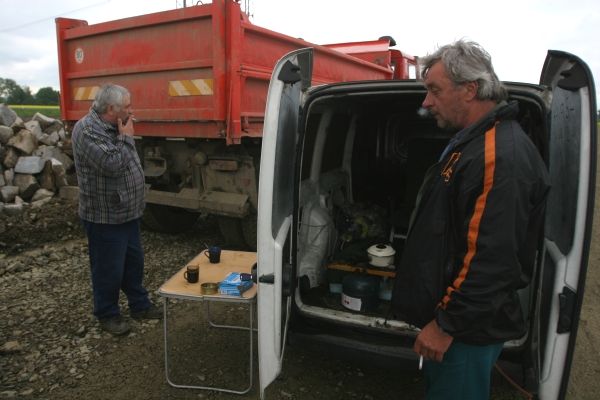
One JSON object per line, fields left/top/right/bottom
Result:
{"left": 418, "top": 355, "right": 423, "bottom": 370}
{"left": 130, "top": 117, "right": 138, "bottom": 123}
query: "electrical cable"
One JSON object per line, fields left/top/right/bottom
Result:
{"left": 494, "top": 363, "right": 534, "bottom": 400}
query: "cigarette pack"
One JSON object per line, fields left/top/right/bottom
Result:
{"left": 218, "top": 272, "right": 253, "bottom": 296}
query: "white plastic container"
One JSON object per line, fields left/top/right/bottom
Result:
{"left": 367, "top": 244, "right": 395, "bottom": 268}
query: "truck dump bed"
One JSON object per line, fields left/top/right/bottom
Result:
{"left": 56, "top": 0, "right": 405, "bottom": 144}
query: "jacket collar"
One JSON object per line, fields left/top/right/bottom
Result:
{"left": 89, "top": 108, "right": 118, "bottom": 135}
{"left": 452, "top": 100, "right": 519, "bottom": 148}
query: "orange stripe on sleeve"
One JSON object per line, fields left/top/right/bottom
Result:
{"left": 440, "top": 126, "right": 497, "bottom": 309}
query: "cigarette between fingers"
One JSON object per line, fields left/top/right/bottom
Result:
{"left": 131, "top": 117, "right": 138, "bottom": 122}
{"left": 418, "top": 355, "right": 423, "bottom": 370}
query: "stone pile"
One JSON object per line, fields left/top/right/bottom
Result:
{"left": 0, "top": 104, "right": 79, "bottom": 219}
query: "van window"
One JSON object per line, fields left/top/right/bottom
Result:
{"left": 545, "top": 87, "right": 581, "bottom": 253}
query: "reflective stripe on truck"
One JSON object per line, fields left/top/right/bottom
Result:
{"left": 73, "top": 86, "right": 99, "bottom": 101}
{"left": 168, "top": 79, "right": 214, "bottom": 96}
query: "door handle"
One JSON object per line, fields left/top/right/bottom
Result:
{"left": 258, "top": 274, "right": 275, "bottom": 284}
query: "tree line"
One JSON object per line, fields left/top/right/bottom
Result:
{"left": 0, "top": 77, "right": 59, "bottom": 105}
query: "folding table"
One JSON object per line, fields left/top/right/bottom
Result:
{"left": 158, "top": 250, "right": 257, "bottom": 394}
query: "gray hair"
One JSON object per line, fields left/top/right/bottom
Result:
{"left": 92, "top": 84, "right": 130, "bottom": 114}
{"left": 420, "top": 40, "right": 507, "bottom": 102}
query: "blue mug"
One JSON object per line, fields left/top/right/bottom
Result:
{"left": 204, "top": 246, "right": 221, "bottom": 264}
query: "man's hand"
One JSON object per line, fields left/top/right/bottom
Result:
{"left": 414, "top": 319, "right": 453, "bottom": 362}
{"left": 118, "top": 116, "right": 135, "bottom": 136}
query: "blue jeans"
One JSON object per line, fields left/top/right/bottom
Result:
{"left": 424, "top": 341, "right": 503, "bottom": 400}
{"left": 82, "top": 219, "right": 151, "bottom": 319}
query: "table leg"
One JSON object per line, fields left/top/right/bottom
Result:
{"left": 206, "top": 301, "right": 258, "bottom": 332}
{"left": 162, "top": 297, "right": 254, "bottom": 394}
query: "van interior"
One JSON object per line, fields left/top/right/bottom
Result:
{"left": 293, "top": 85, "right": 547, "bottom": 347}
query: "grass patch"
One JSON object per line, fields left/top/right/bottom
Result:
{"left": 8, "top": 105, "right": 61, "bottom": 120}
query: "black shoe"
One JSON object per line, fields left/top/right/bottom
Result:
{"left": 131, "top": 304, "right": 163, "bottom": 321}
{"left": 99, "top": 316, "right": 130, "bottom": 336}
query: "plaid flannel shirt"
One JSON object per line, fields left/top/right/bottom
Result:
{"left": 71, "top": 109, "right": 145, "bottom": 224}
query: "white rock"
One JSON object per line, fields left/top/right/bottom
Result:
{"left": 32, "top": 112, "right": 60, "bottom": 130}
{"left": 24, "top": 120, "right": 43, "bottom": 140}
{"left": 0, "top": 125, "right": 13, "bottom": 144}
{"left": 31, "top": 197, "right": 52, "bottom": 209}
{"left": 14, "top": 156, "right": 45, "bottom": 174}
{"left": 14, "top": 174, "right": 39, "bottom": 200}
{"left": 7, "top": 129, "right": 37, "bottom": 155}
{"left": 31, "top": 188, "right": 55, "bottom": 202}
{"left": 10, "top": 116, "right": 25, "bottom": 132}
{"left": 0, "top": 185, "right": 19, "bottom": 203}
{"left": 39, "top": 131, "right": 60, "bottom": 146}
{"left": 3, "top": 168, "right": 14, "bottom": 186}
{"left": 52, "top": 160, "right": 69, "bottom": 187}
{"left": 59, "top": 185, "right": 79, "bottom": 202}
{"left": 0, "top": 104, "right": 18, "bottom": 127}
{"left": 3, "top": 147, "right": 19, "bottom": 169}
{"left": 36, "top": 146, "right": 73, "bottom": 171}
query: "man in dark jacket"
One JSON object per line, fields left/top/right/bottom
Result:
{"left": 391, "top": 40, "right": 550, "bottom": 399}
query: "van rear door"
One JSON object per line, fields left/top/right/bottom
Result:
{"left": 257, "top": 48, "right": 313, "bottom": 399}
{"left": 537, "top": 50, "right": 597, "bottom": 398}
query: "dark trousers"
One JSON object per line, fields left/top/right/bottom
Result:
{"left": 82, "top": 218, "right": 151, "bottom": 319}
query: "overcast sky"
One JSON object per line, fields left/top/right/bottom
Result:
{"left": 1, "top": 0, "right": 598, "bottom": 101}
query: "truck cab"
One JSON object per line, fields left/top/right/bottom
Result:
{"left": 256, "top": 48, "right": 596, "bottom": 399}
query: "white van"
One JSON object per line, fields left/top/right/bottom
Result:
{"left": 256, "top": 48, "right": 597, "bottom": 399}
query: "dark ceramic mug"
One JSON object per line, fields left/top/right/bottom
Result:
{"left": 204, "top": 246, "right": 221, "bottom": 264}
{"left": 184, "top": 265, "right": 199, "bottom": 283}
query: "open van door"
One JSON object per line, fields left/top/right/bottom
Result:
{"left": 257, "top": 48, "right": 313, "bottom": 399}
{"left": 537, "top": 50, "right": 597, "bottom": 398}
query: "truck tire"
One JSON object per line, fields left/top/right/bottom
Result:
{"left": 217, "top": 216, "right": 247, "bottom": 249}
{"left": 142, "top": 204, "right": 199, "bottom": 233}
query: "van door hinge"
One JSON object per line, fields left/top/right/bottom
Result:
{"left": 557, "top": 286, "right": 577, "bottom": 334}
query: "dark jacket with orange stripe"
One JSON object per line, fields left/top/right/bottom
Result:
{"left": 391, "top": 101, "right": 550, "bottom": 345}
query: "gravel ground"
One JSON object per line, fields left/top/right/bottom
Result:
{"left": 1, "top": 196, "right": 599, "bottom": 399}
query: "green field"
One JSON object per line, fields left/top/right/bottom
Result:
{"left": 8, "top": 105, "right": 61, "bottom": 120}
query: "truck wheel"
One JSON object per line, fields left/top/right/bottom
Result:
{"left": 217, "top": 216, "right": 247, "bottom": 249}
{"left": 142, "top": 204, "right": 199, "bottom": 233}
{"left": 242, "top": 214, "right": 257, "bottom": 251}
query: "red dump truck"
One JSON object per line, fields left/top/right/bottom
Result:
{"left": 55, "top": 0, "right": 416, "bottom": 248}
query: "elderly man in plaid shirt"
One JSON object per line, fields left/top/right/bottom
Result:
{"left": 72, "top": 84, "right": 161, "bottom": 336}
